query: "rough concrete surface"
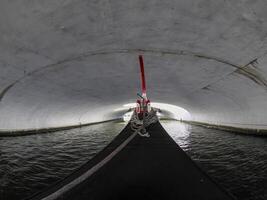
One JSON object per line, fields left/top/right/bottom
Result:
{"left": 1, "top": 0, "right": 267, "bottom": 131}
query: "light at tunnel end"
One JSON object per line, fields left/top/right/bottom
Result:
{"left": 114, "top": 102, "right": 191, "bottom": 122}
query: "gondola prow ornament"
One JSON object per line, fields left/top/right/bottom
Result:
{"left": 135, "top": 55, "right": 151, "bottom": 117}
{"left": 130, "top": 55, "right": 158, "bottom": 137}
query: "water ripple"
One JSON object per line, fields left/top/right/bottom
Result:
{"left": 161, "top": 120, "right": 267, "bottom": 200}
{"left": 0, "top": 122, "right": 125, "bottom": 200}
{"left": 0, "top": 121, "right": 266, "bottom": 200}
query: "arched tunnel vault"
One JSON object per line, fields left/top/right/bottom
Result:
{"left": 1, "top": 0, "right": 267, "bottom": 132}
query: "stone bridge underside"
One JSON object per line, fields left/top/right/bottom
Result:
{"left": 1, "top": 0, "right": 267, "bottom": 132}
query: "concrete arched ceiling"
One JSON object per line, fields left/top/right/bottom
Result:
{"left": 1, "top": 0, "right": 267, "bottom": 130}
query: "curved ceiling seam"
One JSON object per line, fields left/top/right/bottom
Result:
{"left": 187, "top": 57, "right": 266, "bottom": 97}
{"left": 0, "top": 83, "right": 16, "bottom": 101}
{"left": 0, "top": 48, "right": 261, "bottom": 102}
{"left": 227, "top": 58, "right": 267, "bottom": 88}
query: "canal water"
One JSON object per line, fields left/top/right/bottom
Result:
{"left": 0, "top": 120, "right": 266, "bottom": 200}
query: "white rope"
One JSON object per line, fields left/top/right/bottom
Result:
{"left": 38, "top": 109, "right": 157, "bottom": 200}
{"left": 40, "top": 128, "right": 138, "bottom": 200}
{"left": 130, "top": 109, "right": 158, "bottom": 137}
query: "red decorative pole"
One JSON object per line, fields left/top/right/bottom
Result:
{"left": 139, "top": 55, "right": 146, "bottom": 96}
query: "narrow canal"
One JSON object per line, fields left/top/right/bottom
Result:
{"left": 0, "top": 120, "right": 266, "bottom": 200}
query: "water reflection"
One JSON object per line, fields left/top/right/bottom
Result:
{"left": 161, "top": 120, "right": 267, "bottom": 200}
{"left": 0, "top": 122, "right": 125, "bottom": 200}
{"left": 1, "top": 120, "right": 266, "bottom": 200}
{"left": 160, "top": 120, "right": 191, "bottom": 150}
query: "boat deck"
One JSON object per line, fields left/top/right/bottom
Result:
{"left": 29, "top": 121, "right": 234, "bottom": 200}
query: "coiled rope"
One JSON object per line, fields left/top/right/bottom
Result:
{"left": 130, "top": 109, "right": 158, "bottom": 137}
